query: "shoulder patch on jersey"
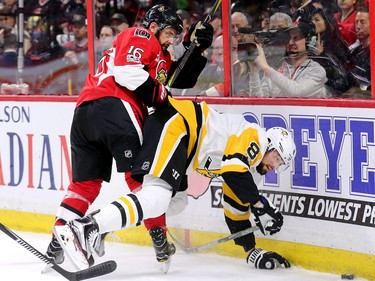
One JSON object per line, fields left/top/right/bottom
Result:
{"left": 134, "top": 28, "right": 151, "bottom": 40}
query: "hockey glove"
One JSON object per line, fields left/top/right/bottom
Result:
{"left": 247, "top": 248, "right": 291, "bottom": 269}
{"left": 250, "top": 195, "right": 284, "bottom": 235}
{"left": 184, "top": 21, "right": 214, "bottom": 51}
{"left": 134, "top": 76, "right": 170, "bottom": 108}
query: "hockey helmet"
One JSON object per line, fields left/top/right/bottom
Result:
{"left": 142, "top": 4, "right": 183, "bottom": 35}
{"left": 266, "top": 127, "right": 296, "bottom": 171}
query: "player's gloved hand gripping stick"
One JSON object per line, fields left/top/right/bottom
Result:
{"left": 167, "top": 0, "right": 221, "bottom": 88}
{"left": 250, "top": 195, "right": 284, "bottom": 235}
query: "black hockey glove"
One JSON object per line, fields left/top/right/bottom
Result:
{"left": 184, "top": 21, "right": 214, "bottom": 51}
{"left": 247, "top": 248, "right": 291, "bottom": 269}
{"left": 250, "top": 195, "right": 284, "bottom": 235}
{"left": 134, "top": 76, "right": 171, "bottom": 108}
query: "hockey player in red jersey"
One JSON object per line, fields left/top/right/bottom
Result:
{"left": 54, "top": 97, "right": 296, "bottom": 271}
{"left": 45, "top": 4, "right": 213, "bottom": 269}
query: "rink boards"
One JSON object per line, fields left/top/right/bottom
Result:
{"left": 0, "top": 96, "right": 374, "bottom": 280}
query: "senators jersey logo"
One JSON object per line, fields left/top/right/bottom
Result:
{"left": 156, "top": 69, "right": 167, "bottom": 85}
{"left": 155, "top": 58, "right": 168, "bottom": 85}
{"left": 134, "top": 28, "right": 151, "bottom": 40}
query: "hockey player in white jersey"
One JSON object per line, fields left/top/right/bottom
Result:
{"left": 54, "top": 97, "right": 296, "bottom": 271}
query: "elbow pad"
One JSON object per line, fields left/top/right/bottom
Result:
{"left": 134, "top": 76, "right": 169, "bottom": 107}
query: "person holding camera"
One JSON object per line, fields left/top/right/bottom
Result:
{"left": 247, "top": 19, "right": 329, "bottom": 98}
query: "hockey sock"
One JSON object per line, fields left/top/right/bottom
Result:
{"left": 144, "top": 214, "right": 167, "bottom": 232}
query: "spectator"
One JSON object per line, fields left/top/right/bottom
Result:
{"left": 345, "top": 5, "right": 371, "bottom": 94}
{"left": 56, "top": 18, "right": 74, "bottom": 47}
{"left": 0, "top": 6, "right": 31, "bottom": 54}
{"left": 1, "top": 0, "right": 17, "bottom": 13}
{"left": 263, "top": 12, "right": 293, "bottom": 68}
{"left": 179, "top": 34, "right": 246, "bottom": 96}
{"left": 62, "top": 13, "right": 88, "bottom": 65}
{"left": 60, "top": 13, "right": 88, "bottom": 94}
{"left": 311, "top": 7, "right": 350, "bottom": 96}
{"left": 269, "top": 12, "right": 293, "bottom": 29}
{"left": 231, "top": 11, "right": 251, "bottom": 43}
{"left": 334, "top": 0, "right": 357, "bottom": 45}
{"left": 25, "top": 0, "right": 63, "bottom": 59}
{"left": 110, "top": 13, "right": 129, "bottom": 35}
{"left": 248, "top": 20, "right": 329, "bottom": 98}
{"left": 94, "top": 0, "right": 114, "bottom": 37}
{"left": 62, "top": 0, "right": 86, "bottom": 22}
{"left": 95, "top": 24, "right": 115, "bottom": 64}
{"left": 98, "top": 24, "right": 115, "bottom": 48}
{"left": 261, "top": 9, "right": 271, "bottom": 31}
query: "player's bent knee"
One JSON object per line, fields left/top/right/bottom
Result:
{"left": 136, "top": 175, "right": 173, "bottom": 219}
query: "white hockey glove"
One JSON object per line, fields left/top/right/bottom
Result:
{"left": 250, "top": 195, "right": 283, "bottom": 235}
{"left": 247, "top": 248, "right": 291, "bottom": 269}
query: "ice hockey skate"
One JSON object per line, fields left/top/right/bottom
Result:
{"left": 149, "top": 227, "right": 176, "bottom": 273}
{"left": 53, "top": 215, "right": 101, "bottom": 270}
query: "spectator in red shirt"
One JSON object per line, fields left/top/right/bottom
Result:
{"left": 334, "top": 0, "right": 357, "bottom": 45}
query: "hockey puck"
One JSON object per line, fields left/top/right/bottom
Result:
{"left": 341, "top": 274, "right": 354, "bottom": 280}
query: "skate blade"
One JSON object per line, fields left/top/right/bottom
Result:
{"left": 161, "top": 256, "right": 172, "bottom": 274}
{"left": 53, "top": 225, "right": 90, "bottom": 270}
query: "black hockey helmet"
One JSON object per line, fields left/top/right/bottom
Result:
{"left": 142, "top": 4, "right": 183, "bottom": 35}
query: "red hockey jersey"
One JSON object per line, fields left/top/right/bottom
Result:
{"left": 76, "top": 27, "right": 173, "bottom": 123}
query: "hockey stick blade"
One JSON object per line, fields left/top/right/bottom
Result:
{"left": 169, "top": 226, "right": 259, "bottom": 254}
{"left": 0, "top": 223, "right": 117, "bottom": 281}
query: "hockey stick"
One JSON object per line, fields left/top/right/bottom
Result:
{"left": 167, "top": 0, "right": 222, "bottom": 88}
{"left": 168, "top": 226, "right": 259, "bottom": 254}
{"left": 0, "top": 223, "right": 117, "bottom": 281}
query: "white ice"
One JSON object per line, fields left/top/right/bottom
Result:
{"left": 0, "top": 230, "right": 366, "bottom": 281}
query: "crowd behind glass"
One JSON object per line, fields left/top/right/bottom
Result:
{"left": 0, "top": 0, "right": 371, "bottom": 98}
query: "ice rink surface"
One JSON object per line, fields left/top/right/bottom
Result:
{"left": 0, "top": 231, "right": 367, "bottom": 281}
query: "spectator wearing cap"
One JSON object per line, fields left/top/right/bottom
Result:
{"left": 110, "top": 13, "right": 129, "bottom": 35}
{"left": 248, "top": 20, "right": 329, "bottom": 98}
{"left": 63, "top": 14, "right": 88, "bottom": 64}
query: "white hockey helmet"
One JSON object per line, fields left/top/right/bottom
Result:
{"left": 266, "top": 127, "right": 296, "bottom": 171}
